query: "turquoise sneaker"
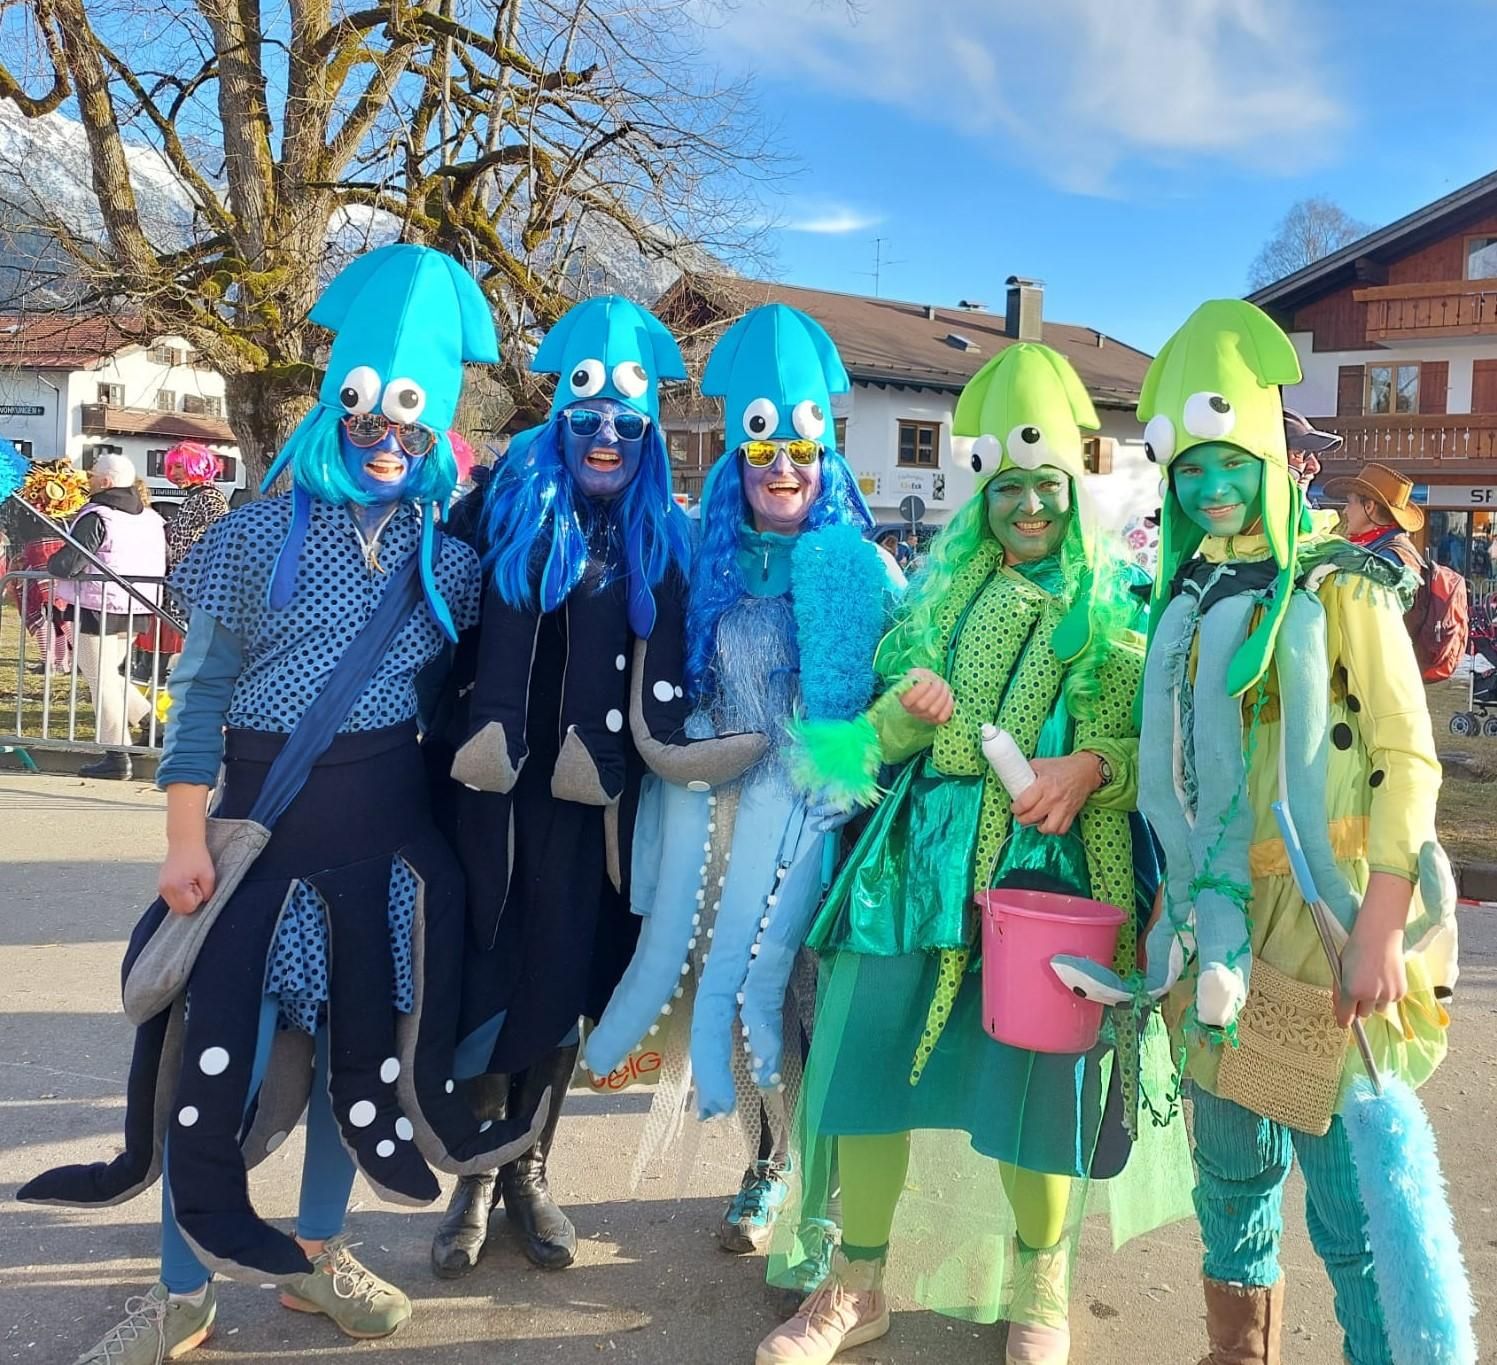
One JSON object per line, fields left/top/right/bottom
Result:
{"left": 72, "top": 1281, "right": 216, "bottom": 1363}
{"left": 719, "top": 1159, "right": 791, "bottom": 1253}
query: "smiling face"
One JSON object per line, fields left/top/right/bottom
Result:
{"left": 1170, "top": 441, "right": 1265, "bottom": 538}
{"left": 559, "top": 395, "right": 648, "bottom": 500}
{"left": 742, "top": 443, "right": 823, "bottom": 535}
{"left": 340, "top": 420, "right": 419, "bottom": 502}
{"left": 985, "top": 464, "right": 1072, "bottom": 563}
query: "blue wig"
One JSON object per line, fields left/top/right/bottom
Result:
{"left": 685, "top": 449, "right": 871, "bottom": 702}
{"left": 481, "top": 415, "right": 692, "bottom": 637}
{"left": 276, "top": 405, "right": 461, "bottom": 509}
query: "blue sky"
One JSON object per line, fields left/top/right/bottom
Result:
{"left": 695, "top": 0, "right": 1497, "bottom": 353}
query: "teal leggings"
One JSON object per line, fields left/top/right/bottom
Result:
{"left": 1190, "top": 1086, "right": 1390, "bottom": 1365}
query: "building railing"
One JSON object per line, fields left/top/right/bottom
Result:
{"left": 1354, "top": 280, "right": 1497, "bottom": 343}
{"left": 1313, "top": 412, "right": 1497, "bottom": 463}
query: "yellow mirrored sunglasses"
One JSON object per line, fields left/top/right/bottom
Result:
{"left": 740, "top": 439, "right": 822, "bottom": 467}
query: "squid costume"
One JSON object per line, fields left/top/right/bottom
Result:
{"left": 18, "top": 245, "right": 546, "bottom": 1289}
{"left": 1064, "top": 300, "right": 1460, "bottom": 1365}
{"left": 757, "top": 344, "right": 1192, "bottom": 1365}
{"left": 426, "top": 295, "right": 760, "bottom": 1273}
{"left": 583, "top": 304, "right": 899, "bottom": 1195}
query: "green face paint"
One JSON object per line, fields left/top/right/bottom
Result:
{"left": 1170, "top": 441, "right": 1264, "bottom": 538}
{"left": 985, "top": 464, "right": 1072, "bottom": 562}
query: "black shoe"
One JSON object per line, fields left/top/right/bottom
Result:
{"left": 499, "top": 1042, "right": 579, "bottom": 1270}
{"left": 79, "top": 751, "right": 132, "bottom": 780}
{"left": 431, "top": 1172, "right": 500, "bottom": 1279}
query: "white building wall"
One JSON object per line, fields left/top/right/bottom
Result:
{"left": 0, "top": 369, "right": 69, "bottom": 459}
{"left": 1285, "top": 330, "right": 1497, "bottom": 418}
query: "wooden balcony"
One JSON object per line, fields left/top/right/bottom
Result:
{"left": 1313, "top": 413, "right": 1497, "bottom": 473}
{"left": 80, "top": 403, "right": 235, "bottom": 442}
{"left": 1354, "top": 281, "right": 1497, "bottom": 343}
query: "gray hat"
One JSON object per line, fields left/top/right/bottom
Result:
{"left": 1282, "top": 407, "right": 1343, "bottom": 454}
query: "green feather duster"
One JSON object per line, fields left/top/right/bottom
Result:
{"left": 788, "top": 713, "right": 883, "bottom": 809}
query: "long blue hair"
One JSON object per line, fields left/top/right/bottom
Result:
{"left": 481, "top": 416, "right": 692, "bottom": 628}
{"left": 685, "top": 449, "right": 872, "bottom": 702}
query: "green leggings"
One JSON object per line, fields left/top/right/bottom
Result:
{"left": 839, "top": 1132, "right": 1070, "bottom": 1254}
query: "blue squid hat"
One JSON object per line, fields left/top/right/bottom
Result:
{"left": 701, "top": 303, "right": 849, "bottom": 453}
{"left": 535, "top": 295, "right": 686, "bottom": 423}
{"left": 261, "top": 244, "right": 499, "bottom": 640}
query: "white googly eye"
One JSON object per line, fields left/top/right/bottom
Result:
{"left": 791, "top": 399, "right": 826, "bottom": 440}
{"left": 970, "top": 433, "right": 1003, "bottom": 474}
{"left": 381, "top": 378, "right": 426, "bottom": 424}
{"left": 568, "top": 358, "right": 605, "bottom": 398}
{"left": 613, "top": 361, "right": 649, "bottom": 400}
{"left": 337, "top": 366, "right": 381, "bottom": 415}
{"left": 1182, "top": 391, "right": 1235, "bottom": 440}
{"left": 1143, "top": 414, "right": 1176, "bottom": 465}
{"left": 1005, "top": 423, "right": 1056, "bottom": 471}
{"left": 741, "top": 397, "right": 780, "bottom": 440}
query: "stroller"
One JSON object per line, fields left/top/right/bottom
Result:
{"left": 1449, "top": 594, "right": 1497, "bottom": 737}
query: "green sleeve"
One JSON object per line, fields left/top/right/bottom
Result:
{"left": 1078, "top": 736, "right": 1139, "bottom": 813}
{"left": 868, "top": 685, "right": 935, "bottom": 764}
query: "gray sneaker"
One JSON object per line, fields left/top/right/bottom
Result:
{"left": 73, "top": 1281, "right": 216, "bottom": 1363}
{"left": 279, "top": 1236, "right": 411, "bottom": 1339}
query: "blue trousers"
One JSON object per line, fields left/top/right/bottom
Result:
{"left": 1191, "top": 1086, "right": 1391, "bottom": 1365}
{"left": 160, "top": 997, "right": 356, "bottom": 1294}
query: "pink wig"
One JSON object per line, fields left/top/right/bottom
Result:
{"left": 448, "top": 429, "right": 476, "bottom": 482}
{"left": 164, "top": 441, "right": 223, "bottom": 487}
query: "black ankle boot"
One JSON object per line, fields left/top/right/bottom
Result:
{"left": 499, "top": 1042, "right": 579, "bottom": 1270}
{"left": 430, "top": 1074, "right": 508, "bottom": 1279}
{"left": 79, "top": 751, "right": 131, "bottom": 781}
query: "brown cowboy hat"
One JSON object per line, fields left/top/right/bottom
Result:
{"left": 1322, "top": 461, "right": 1425, "bottom": 533}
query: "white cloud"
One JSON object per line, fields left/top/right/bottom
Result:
{"left": 692, "top": 0, "right": 1346, "bottom": 191}
{"left": 784, "top": 206, "right": 884, "bottom": 234}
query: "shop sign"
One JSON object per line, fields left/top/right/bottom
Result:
{"left": 1412, "top": 484, "right": 1497, "bottom": 509}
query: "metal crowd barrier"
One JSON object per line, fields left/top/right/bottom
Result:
{"left": 1, "top": 566, "right": 184, "bottom": 760}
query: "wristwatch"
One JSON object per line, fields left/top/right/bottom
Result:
{"left": 1092, "top": 752, "right": 1114, "bottom": 789}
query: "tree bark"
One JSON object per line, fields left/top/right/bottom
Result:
{"left": 224, "top": 372, "right": 315, "bottom": 492}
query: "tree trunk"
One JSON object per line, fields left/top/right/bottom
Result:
{"left": 224, "top": 372, "right": 315, "bottom": 493}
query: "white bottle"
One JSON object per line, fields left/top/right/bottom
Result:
{"left": 981, "top": 724, "right": 1037, "bottom": 799}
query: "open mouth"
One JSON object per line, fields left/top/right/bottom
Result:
{"left": 585, "top": 447, "right": 622, "bottom": 472}
{"left": 1013, "top": 519, "right": 1052, "bottom": 534}
{"left": 766, "top": 479, "right": 802, "bottom": 497}
{"left": 1202, "top": 503, "right": 1243, "bottom": 521}
{"left": 364, "top": 456, "right": 406, "bottom": 482}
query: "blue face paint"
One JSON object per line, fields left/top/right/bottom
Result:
{"left": 339, "top": 419, "right": 421, "bottom": 504}
{"left": 558, "top": 396, "right": 648, "bottom": 500}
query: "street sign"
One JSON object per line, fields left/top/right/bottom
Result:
{"left": 0, "top": 405, "right": 43, "bottom": 417}
{"left": 898, "top": 494, "right": 926, "bottom": 524}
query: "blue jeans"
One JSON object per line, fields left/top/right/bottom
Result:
{"left": 1190, "top": 1085, "right": 1390, "bottom": 1365}
{"left": 159, "top": 997, "right": 356, "bottom": 1294}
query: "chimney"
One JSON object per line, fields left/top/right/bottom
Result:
{"left": 1005, "top": 275, "right": 1044, "bottom": 342}
{"left": 924, "top": 304, "right": 938, "bottom": 321}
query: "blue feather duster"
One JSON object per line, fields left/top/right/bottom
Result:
{"left": 0, "top": 436, "right": 26, "bottom": 502}
{"left": 791, "top": 522, "right": 886, "bottom": 721}
{"left": 1343, "top": 1074, "right": 1477, "bottom": 1365}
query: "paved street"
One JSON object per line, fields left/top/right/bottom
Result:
{"left": 1, "top": 768, "right": 1493, "bottom": 1364}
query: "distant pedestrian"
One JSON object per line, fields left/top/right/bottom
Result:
{"left": 1281, "top": 406, "right": 1341, "bottom": 502}
{"left": 49, "top": 452, "right": 165, "bottom": 779}
{"left": 148, "top": 443, "right": 230, "bottom": 661}
{"left": 7, "top": 459, "right": 89, "bottom": 673}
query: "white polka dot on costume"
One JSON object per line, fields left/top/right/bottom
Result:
{"left": 178, "top": 1106, "right": 199, "bottom": 1127}
{"left": 653, "top": 680, "right": 675, "bottom": 703}
{"left": 674, "top": 686, "right": 684, "bottom": 698}
{"left": 615, "top": 654, "right": 627, "bottom": 670}
{"left": 380, "top": 1057, "right": 400, "bottom": 1084}
{"left": 376, "top": 1139, "right": 396, "bottom": 1158}
{"left": 395, "top": 1117, "right": 414, "bottom": 1141}
{"left": 349, "top": 1100, "right": 377, "bottom": 1128}
{"left": 445, "top": 1079, "right": 455, "bottom": 1093}
{"left": 198, "top": 1047, "right": 230, "bottom": 1076}
{"left": 480, "top": 1119, "right": 493, "bottom": 1132}
{"left": 605, "top": 709, "right": 624, "bottom": 732}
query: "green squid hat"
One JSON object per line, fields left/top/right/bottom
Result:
{"left": 1138, "top": 299, "right": 1306, "bottom": 696}
{"left": 953, "top": 341, "right": 1101, "bottom": 662}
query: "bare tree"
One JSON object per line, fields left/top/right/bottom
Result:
{"left": 0, "top": 0, "right": 777, "bottom": 483}
{"left": 1248, "top": 196, "right": 1372, "bottom": 291}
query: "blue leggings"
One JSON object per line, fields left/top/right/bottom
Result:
{"left": 1191, "top": 1086, "right": 1390, "bottom": 1365}
{"left": 160, "top": 997, "right": 357, "bottom": 1294}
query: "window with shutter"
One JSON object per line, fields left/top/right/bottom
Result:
{"left": 1336, "top": 365, "right": 1364, "bottom": 417}
{"left": 1418, "top": 361, "right": 1448, "bottom": 415}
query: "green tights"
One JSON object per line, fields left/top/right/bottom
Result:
{"left": 838, "top": 1132, "right": 1070, "bottom": 1258}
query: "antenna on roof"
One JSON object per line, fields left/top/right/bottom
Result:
{"left": 856, "top": 237, "right": 906, "bottom": 298}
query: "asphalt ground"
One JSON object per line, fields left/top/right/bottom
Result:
{"left": 1, "top": 769, "right": 1493, "bottom": 1364}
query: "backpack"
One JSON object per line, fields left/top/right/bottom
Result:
{"left": 1369, "top": 529, "right": 1469, "bottom": 683}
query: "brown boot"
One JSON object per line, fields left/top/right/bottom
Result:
{"left": 1197, "top": 1277, "right": 1283, "bottom": 1365}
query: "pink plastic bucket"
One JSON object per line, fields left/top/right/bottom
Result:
{"left": 978, "top": 889, "right": 1126, "bottom": 1054}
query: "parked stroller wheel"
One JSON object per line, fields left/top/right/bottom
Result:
{"left": 1450, "top": 712, "right": 1476, "bottom": 737}
{"left": 1483, "top": 716, "right": 1497, "bottom": 738}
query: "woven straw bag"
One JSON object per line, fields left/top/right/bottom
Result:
{"left": 1217, "top": 957, "right": 1349, "bottom": 1136}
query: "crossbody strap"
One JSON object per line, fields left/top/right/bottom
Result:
{"left": 249, "top": 551, "right": 424, "bottom": 828}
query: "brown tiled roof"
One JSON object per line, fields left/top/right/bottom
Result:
{"left": 658, "top": 276, "right": 1152, "bottom": 408}
{"left": 0, "top": 314, "right": 148, "bottom": 368}
{"left": 85, "top": 405, "right": 235, "bottom": 443}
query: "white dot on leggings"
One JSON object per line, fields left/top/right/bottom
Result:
{"left": 376, "top": 1140, "right": 395, "bottom": 1158}
{"left": 178, "top": 1106, "right": 199, "bottom": 1127}
{"left": 379, "top": 1057, "right": 400, "bottom": 1084}
{"left": 349, "top": 1100, "right": 377, "bottom": 1128}
{"left": 198, "top": 1047, "right": 230, "bottom": 1076}
{"left": 395, "top": 1117, "right": 414, "bottom": 1141}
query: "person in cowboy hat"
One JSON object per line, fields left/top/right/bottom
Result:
{"left": 1322, "top": 460, "right": 1425, "bottom": 574}
{"left": 1281, "top": 406, "right": 1343, "bottom": 499}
